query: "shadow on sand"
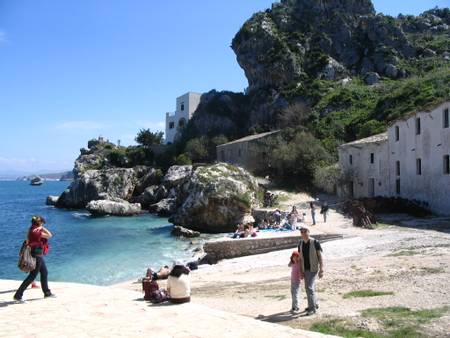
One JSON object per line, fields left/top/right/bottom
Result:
{"left": 256, "top": 310, "right": 308, "bottom": 323}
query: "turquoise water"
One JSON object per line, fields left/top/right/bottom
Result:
{"left": 0, "top": 181, "right": 196, "bottom": 285}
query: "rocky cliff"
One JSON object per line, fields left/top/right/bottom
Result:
{"left": 180, "top": 2, "right": 449, "bottom": 146}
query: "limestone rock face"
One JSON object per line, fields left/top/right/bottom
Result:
{"left": 56, "top": 167, "right": 158, "bottom": 209}
{"left": 148, "top": 198, "right": 177, "bottom": 217}
{"left": 170, "top": 163, "right": 261, "bottom": 233}
{"left": 46, "top": 196, "right": 59, "bottom": 206}
{"left": 232, "top": 0, "right": 415, "bottom": 91}
{"left": 364, "top": 72, "right": 381, "bottom": 85}
{"left": 162, "top": 165, "right": 193, "bottom": 189}
{"left": 171, "top": 226, "right": 201, "bottom": 238}
{"left": 86, "top": 200, "right": 141, "bottom": 217}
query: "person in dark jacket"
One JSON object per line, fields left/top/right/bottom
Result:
{"left": 14, "top": 216, "right": 54, "bottom": 302}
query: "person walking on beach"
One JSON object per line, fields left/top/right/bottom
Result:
{"left": 310, "top": 202, "right": 316, "bottom": 225}
{"left": 320, "top": 202, "right": 329, "bottom": 223}
{"left": 288, "top": 251, "right": 303, "bottom": 313}
{"left": 298, "top": 227, "right": 324, "bottom": 316}
{"left": 14, "top": 216, "right": 54, "bottom": 302}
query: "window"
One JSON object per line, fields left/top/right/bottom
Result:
{"left": 396, "top": 179, "right": 401, "bottom": 194}
{"left": 444, "top": 155, "right": 450, "bottom": 174}
{"left": 180, "top": 103, "right": 185, "bottom": 111}
{"left": 220, "top": 150, "right": 225, "bottom": 161}
{"left": 169, "top": 122, "right": 175, "bottom": 129}
{"left": 238, "top": 148, "right": 242, "bottom": 157}
{"left": 395, "top": 126, "right": 400, "bottom": 141}
{"left": 370, "top": 153, "right": 374, "bottom": 164}
{"left": 416, "top": 158, "right": 422, "bottom": 175}
{"left": 415, "top": 118, "right": 421, "bottom": 135}
{"left": 349, "top": 154, "right": 353, "bottom": 165}
{"left": 443, "top": 108, "right": 449, "bottom": 129}
{"left": 178, "top": 118, "right": 186, "bottom": 128}
{"left": 396, "top": 161, "right": 400, "bottom": 176}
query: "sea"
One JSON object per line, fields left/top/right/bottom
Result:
{"left": 0, "top": 180, "right": 199, "bottom": 286}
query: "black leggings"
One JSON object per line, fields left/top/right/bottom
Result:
{"left": 15, "top": 255, "right": 51, "bottom": 298}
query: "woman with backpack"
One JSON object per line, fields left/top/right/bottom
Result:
{"left": 14, "top": 215, "right": 54, "bottom": 302}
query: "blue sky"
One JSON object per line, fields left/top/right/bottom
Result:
{"left": 0, "top": 0, "right": 449, "bottom": 173}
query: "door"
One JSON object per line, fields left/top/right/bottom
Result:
{"left": 368, "top": 178, "right": 375, "bottom": 197}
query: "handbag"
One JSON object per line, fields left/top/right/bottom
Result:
{"left": 18, "top": 241, "right": 36, "bottom": 273}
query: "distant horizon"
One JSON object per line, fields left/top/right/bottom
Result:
{"left": 1, "top": 0, "right": 449, "bottom": 172}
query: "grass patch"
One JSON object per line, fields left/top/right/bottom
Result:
{"left": 362, "top": 306, "right": 449, "bottom": 337}
{"left": 343, "top": 290, "right": 394, "bottom": 299}
{"left": 362, "top": 306, "right": 449, "bottom": 326}
{"left": 310, "top": 319, "right": 382, "bottom": 338}
{"left": 310, "top": 307, "right": 449, "bottom": 338}
{"left": 388, "top": 250, "right": 420, "bottom": 257}
{"left": 418, "top": 267, "right": 445, "bottom": 274}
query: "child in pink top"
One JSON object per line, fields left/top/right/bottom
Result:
{"left": 288, "top": 250, "right": 303, "bottom": 312}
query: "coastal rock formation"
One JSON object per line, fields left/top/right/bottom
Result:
{"left": 56, "top": 166, "right": 159, "bottom": 209}
{"left": 148, "top": 198, "right": 177, "bottom": 217}
{"left": 161, "top": 165, "right": 193, "bottom": 189}
{"left": 86, "top": 199, "right": 142, "bottom": 217}
{"left": 170, "top": 163, "right": 261, "bottom": 233}
{"left": 171, "top": 226, "right": 201, "bottom": 238}
{"left": 46, "top": 195, "right": 59, "bottom": 206}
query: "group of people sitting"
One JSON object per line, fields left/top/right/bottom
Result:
{"left": 142, "top": 260, "right": 194, "bottom": 305}
{"left": 231, "top": 202, "right": 330, "bottom": 239}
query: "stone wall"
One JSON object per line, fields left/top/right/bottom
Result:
{"left": 203, "top": 234, "right": 343, "bottom": 262}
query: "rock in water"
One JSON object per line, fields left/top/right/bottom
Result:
{"left": 170, "top": 163, "right": 261, "bottom": 233}
{"left": 171, "top": 226, "right": 201, "bottom": 238}
{"left": 46, "top": 195, "right": 59, "bottom": 206}
{"left": 86, "top": 200, "right": 141, "bottom": 217}
{"left": 148, "top": 198, "right": 177, "bottom": 217}
{"left": 56, "top": 167, "right": 158, "bottom": 209}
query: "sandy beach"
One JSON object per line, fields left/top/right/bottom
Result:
{"left": 118, "top": 207, "right": 450, "bottom": 337}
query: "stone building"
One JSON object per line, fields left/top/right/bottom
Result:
{"left": 216, "top": 130, "right": 280, "bottom": 173}
{"left": 337, "top": 132, "right": 389, "bottom": 198}
{"left": 338, "top": 100, "right": 450, "bottom": 215}
{"left": 165, "top": 92, "right": 202, "bottom": 144}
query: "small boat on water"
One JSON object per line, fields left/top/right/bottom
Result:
{"left": 30, "top": 177, "right": 43, "bottom": 186}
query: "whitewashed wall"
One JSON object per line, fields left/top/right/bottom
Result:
{"left": 338, "top": 140, "right": 390, "bottom": 198}
{"left": 388, "top": 102, "right": 450, "bottom": 215}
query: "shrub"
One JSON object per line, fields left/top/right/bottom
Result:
{"left": 266, "top": 129, "right": 333, "bottom": 182}
{"left": 175, "top": 153, "right": 192, "bottom": 165}
{"left": 135, "top": 129, "right": 164, "bottom": 147}
{"left": 107, "top": 148, "right": 128, "bottom": 167}
{"left": 313, "top": 164, "right": 341, "bottom": 194}
{"left": 185, "top": 137, "right": 209, "bottom": 162}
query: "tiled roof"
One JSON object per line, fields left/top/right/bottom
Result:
{"left": 217, "top": 130, "right": 281, "bottom": 146}
{"left": 339, "top": 132, "right": 388, "bottom": 148}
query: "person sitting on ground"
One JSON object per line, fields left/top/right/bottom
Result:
{"left": 147, "top": 265, "right": 171, "bottom": 281}
{"left": 232, "top": 223, "right": 245, "bottom": 239}
{"left": 259, "top": 218, "right": 269, "bottom": 230}
{"left": 248, "top": 224, "right": 258, "bottom": 237}
{"left": 273, "top": 209, "right": 282, "bottom": 226}
{"left": 167, "top": 261, "right": 191, "bottom": 304}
